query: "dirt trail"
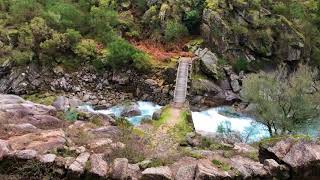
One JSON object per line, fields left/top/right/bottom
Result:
{"left": 151, "top": 107, "right": 183, "bottom": 158}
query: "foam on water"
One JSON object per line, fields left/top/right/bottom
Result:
{"left": 81, "top": 102, "right": 269, "bottom": 141}
{"left": 96, "top": 101, "right": 162, "bottom": 125}
{"left": 192, "top": 107, "right": 269, "bottom": 141}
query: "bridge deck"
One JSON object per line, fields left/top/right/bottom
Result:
{"left": 173, "top": 57, "right": 192, "bottom": 106}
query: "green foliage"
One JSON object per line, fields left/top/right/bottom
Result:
{"left": 183, "top": 10, "right": 201, "bottom": 33}
{"left": 211, "top": 159, "right": 232, "bottom": 171}
{"left": 65, "top": 29, "right": 82, "bottom": 46}
{"left": 164, "top": 20, "right": 188, "bottom": 42}
{"left": 74, "top": 39, "right": 99, "bottom": 60}
{"left": 89, "top": 6, "right": 118, "bottom": 43}
{"left": 11, "top": 50, "right": 33, "bottom": 65}
{"left": 23, "top": 93, "right": 57, "bottom": 106}
{"left": 171, "top": 109, "right": 193, "bottom": 142}
{"left": 132, "top": 52, "right": 151, "bottom": 71}
{"left": 242, "top": 65, "right": 320, "bottom": 136}
{"left": 233, "top": 58, "right": 248, "bottom": 73}
{"left": 64, "top": 108, "right": 79, "bottom": 122}
{"left": 9, "top": 0, "right": 43, "bottom": 23}
{"left": 133, "top": 0, "right": 148, "bottom": 13}
{"left": 231, "top": 22, "right": 248, "bottom": 35}
{"left": 106, "top": 39, "right": 137, "bottom": 68}
{"left": 153, "top": 107, "right": 171, "bottom": 128}
{"left": 200, "top": 137, "right": 233, "bottom": 151}
{"left": 217, "top": 120, "right": 232, "bottom": 135}
{"left": 44, "top": 2, "right": 84, "bottom": 30}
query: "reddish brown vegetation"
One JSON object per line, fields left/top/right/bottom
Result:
{"left": 130, "top": 39, "right": 194, "bottom": 62}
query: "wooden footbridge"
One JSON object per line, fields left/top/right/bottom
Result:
{"left": 172, "top": 57, "right": 193, "bottom": 108}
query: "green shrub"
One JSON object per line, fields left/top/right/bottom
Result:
{"left": 164, "top": 20, "right": 188, "bottom": 42}
{"left": 231, "top": 22, "right": 248, "bottom": 35}
{"left": 64, "top": 108, "right": 78, "bottom": 122}
{"left": 74, "top": 39, "right": 99, "bottom": 60}
{"left": 106, "top": 39, "right": 137, "bottom": 69}
{"left": 11, "top": 50, "right": 33, "bottom": 65}
{"left": 44, "top": 2, "right": 84, "bottom": 30}
{"left": 132, "top": 52, "right": 151, "bottom": 71}
{"left": 89, "top": 6, "right": 118, "bottom": 43}
{"left": 183, "top": 10, "right": 201, "bottom": 33}
{"left": 65, "top": 29, "right": 82, "bottom": 46}
{"left": 133, "top": 0, "right": 148, "bottom": 13}
{"left": 233, "top": 58, "right": 248, "bottom": 73}
{"left": 9, "top": 0, "right": 43, "bottom": 23}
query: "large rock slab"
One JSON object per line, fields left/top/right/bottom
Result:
{"left": 8, "top": 129, "right": 66, "bottom": 153}
{"left": 170, "top": 157, "right": 197, "bottom": 180}
{"left": 69, "top": 152, "right": 91, "bottom": 174}
{"left": 0, "top": 140, "right": 10, "bottom": 160}
{"left": 195, "top": 159, "right": 230, "bottom": 180}
{"left": 112, "top": 158, "right": 129, "bottom": 180}
{"left": 230, "top": 155, "right": 268, "bottom": 178}
{"left": 195, "top": 48, "right": 220, "bottom": 79}
{"left": 141, "top": 166, "right": 173, "bottom": 180}
{"left": 260, "top": 139, "right": 320, "bottom": 177}
{"left": 89, "top": 153, "right": 109, "bottom": 177}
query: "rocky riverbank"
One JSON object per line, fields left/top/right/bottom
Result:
{"left": 0, "top": 61, "right": 176, "bottom": 107}
{"left": 0, "top": 47, "right": 246, "bottom": 111}
{"left": 0, "top": 94, "right": 319, "bottom": 180}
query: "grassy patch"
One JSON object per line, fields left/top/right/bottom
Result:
{"left": 23, "top": 93, "right": 57, "bottom": 106}
{"left": 152, "top": 106, "right": 171, "bottom": 128}
{"left": 192, "top": 73, "right": 206, "bottom": 80}
{"left": 53, "top": 148, "right": 77, "bottom": 158}
{"left": 182, "top": 148, "right": 204, "bottom": 159}
{"left": 257, "top": 134, "right": 312, "bottom": 148}
{"left": 200, "top": 137, "right": 233, "bottom": 151}
{"left": 89, "top": 115, "right": 104, "bottom": 127}
{"left": 171, "top": 109, "right": 193, "bottom": 142}
{"left": 146, "top": 157, "right": 176, "bottom": 168}
{"left": 242, "top": 151, "right": 259, "bottom": 161}
{"left": 211, "top": 159, "right": 232, "bottom": 171}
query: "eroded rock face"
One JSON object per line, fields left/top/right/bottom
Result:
{"left": 0, "top": 94, "right": 65, "bottom": 132}
{"left": 38, "top": 154, "right": 57, "bottom": 163}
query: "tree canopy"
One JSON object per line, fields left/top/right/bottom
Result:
{"left": 242, "top": 65, "right": 320, "bottom": 136}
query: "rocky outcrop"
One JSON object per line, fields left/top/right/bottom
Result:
{"left": 195, "top": 48, "right": 220, "bottom": 79}
{"left": 201, "top": 1, "right": 305, "bottom": 70}
{"left": 0, "top": 64, "right": 174, "bottom": 106}
{"left": 259, "top": 138, "right": 320, "bottom": 178}
{"left": 191, "top": 49, "right": 241, "bottom": 108}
